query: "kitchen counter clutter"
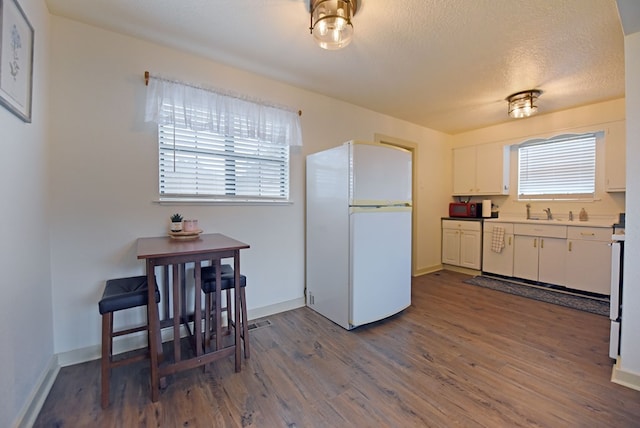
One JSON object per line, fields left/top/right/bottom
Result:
{"left": 482, "top": 218, "right": 614, "bottom": 295}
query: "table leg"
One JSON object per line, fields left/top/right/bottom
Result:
{"left": 162, "top": 265, "right": 170, "bottom": 320}
{"left": 172, "top": 264, "right": 181, "bottom": 363}
{"left": 195, "top": 261, "right": 203, "bottom": 356}
{"left": 215, "top": 259, "right": 222, "bottom": 352}
{"left": 234, "top": 252, "right": 241, "bottom": 372}
{"left": 147, "top": 261, "right": 161, "bottom": 402}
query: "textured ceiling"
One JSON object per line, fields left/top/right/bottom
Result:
{"left": 45, "top": 0, "right": 625, "bottom": 135}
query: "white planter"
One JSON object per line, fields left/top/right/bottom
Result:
{"left": 170, "top": 221, "right": 183, "bottom": 232}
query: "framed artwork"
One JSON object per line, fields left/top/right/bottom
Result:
{"left": 0, "top": 0, "right": 34, "bottom": 122}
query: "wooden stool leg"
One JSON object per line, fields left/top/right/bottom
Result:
{"left": 204, "top": 292, "right": 212, "bottom": 350}
{"left": 226, "top": 290, "right": 233, "bottom": 334}
{"left": 101, "top": 312, "right": 113, "bottom": 409}
{"left": 240, "top": 288, "right": 250, "bottom": 359}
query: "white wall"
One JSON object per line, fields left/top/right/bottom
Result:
{"left": 48, "top": 16, "right": 451, "bottom": 360}
{"left": 451, "top": 99, "right": 626, "bottom": 221}
{"left": 0, "top": 1, "right": 53, "bottom": 427}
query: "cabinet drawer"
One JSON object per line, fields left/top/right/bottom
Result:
{"left": 567, "top": 226, "right": 612, "bottom": 241}
{"left": 514, "top": 223, "right": 567, "bottom": 238}
{"left": 484, "top": 222, "right": 514, "bottom": 234}
{"left": 443, "top": 220, "right": 482, "bottom": 232}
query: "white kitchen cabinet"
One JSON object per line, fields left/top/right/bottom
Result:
{"left": 442, "top": 220, "right": 482, "bottom": 270}
{"left": 513, "top": 235, "right": 540, "bottom": 281}
{"left": 566, "top": 227, "right": 612, "bottom": 294}
{"left": 604, "top": 121, "right": 626, "bottom": 192}
{"left": 538, "top": 237, "right": 567, "bottom": 285}
{"left": 482, "top": 222, "right": 514, "bottom": 276}
{"left": 452, "top": 144, "right": 510, "bottom": 196}
{"left": 513, "top": 224, "right": 567, "bottom": 285}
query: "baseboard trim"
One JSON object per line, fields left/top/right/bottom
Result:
{"left": 14, "top": 355, "right": 60, "bottom": 428}
{"left": 611, "top": 358, "right": 640, "bottom": 391}
{"left": 441, "top": 264, "right": 481, "bottom": 276}
{"left": 414, "top": 264, "right": 443, "bottom": 276}
{"left": 247, "top": 297, "right": 305, "bottom": 320}
{"left": 57, "top": 297, "right": 306, "bottom": 368}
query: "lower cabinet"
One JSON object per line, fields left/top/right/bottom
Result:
{"left": 513, "top": 224, "right": 568, "bottom": 285}
{"left": 484, "top": 221, "right": 613, "bottom": 295}
{"left": 442, "top": 220, "right": 482, "bottom": 270}
{"left": 482, "top": 222, "right": 514, "bottom": 276}
{"left": 566, "top": 227, "right": 612, "bottom": 294}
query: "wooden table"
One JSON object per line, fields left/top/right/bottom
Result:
{"left": 136, "top": 233, "right": 250, "bottom": 402}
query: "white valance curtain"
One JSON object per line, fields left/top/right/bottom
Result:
{"left": 144, "top": 75, "right": 302, "bottom": 147}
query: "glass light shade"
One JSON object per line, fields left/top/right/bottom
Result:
{"left": 507, "top": 90, "right": 541, "bottom": 118}
{"left": 310, "top": 0, "right": 356, "bottom": 50}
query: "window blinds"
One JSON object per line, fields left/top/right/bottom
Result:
{"left": 145, "top": 75, "right": 299, "bottom": 201}
{"left": 518, "top": 133, "right": 596, "bottom": 199}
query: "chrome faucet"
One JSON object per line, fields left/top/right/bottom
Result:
{"left": 526, "top": 204, "right": 531, "bottom": 220}
{"left": 543, "top": 208, "right": 552, "bottom": 220}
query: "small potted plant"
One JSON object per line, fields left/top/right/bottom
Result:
{"left": 170, "top": 213, "right": 183, "bottom": 232}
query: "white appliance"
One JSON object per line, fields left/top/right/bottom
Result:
{"left": 306, "top": 141, "right": 412, "bottom": 330}
{"left": 610, "top": 233, "right": 625, "bottom": 359}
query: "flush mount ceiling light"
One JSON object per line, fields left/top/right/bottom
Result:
{"left": 506, "top": 90, "right": 542, "bottom": 118}
{"left": 309, "top": 0, "right": 358, "bottom": 50}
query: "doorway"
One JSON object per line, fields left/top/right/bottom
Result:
{"left": 375, "top": 134, "right": 418, "bottom": 277}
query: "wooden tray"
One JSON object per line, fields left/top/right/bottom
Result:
{"left": 168, "top": 229, "right": 203, "bottom": 240}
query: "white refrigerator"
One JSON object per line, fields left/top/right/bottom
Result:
{"left": 306, "top": 141, "right": 412, "bottom": 330}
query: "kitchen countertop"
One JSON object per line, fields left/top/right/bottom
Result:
{"left": 441, "top": 217, "right": 485, "bottom": 222}
{"left": 484, "top": 217, "right": 615, "bottom": 228}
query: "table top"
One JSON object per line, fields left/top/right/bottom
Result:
{"left": 136, "top": 233, "right": 250, "bottom": 259}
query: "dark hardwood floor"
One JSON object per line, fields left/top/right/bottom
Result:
{"left": 34, "top": 271, "right": 640, "bottom": 427}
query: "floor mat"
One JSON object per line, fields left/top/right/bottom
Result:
{"left": 463, "top": 275, "right": 610, "bottom": 317}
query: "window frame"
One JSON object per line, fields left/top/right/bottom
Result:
{"left": 157, "top": 118, "right": 291, "bottom": 205}
{"left": 516, "top": 132, "right": 598, "bottom": 201}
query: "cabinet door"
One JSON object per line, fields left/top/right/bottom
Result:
{"left": 442, "top": 228, "right": 460, "bottom": 265}
{"left": 459, "top": 230, "right": 481, "bottom": 269}
{"left": 538, "top": 237, "right": 567, "bottom": 286}
{"left": 604, "top": 122, "right": 626, "bottom": 192}
{"left": 452, "top": 147, "right": 477, "bottom": 195}
{"left": 476, "top": 144, "right": 508, "bottom": 194}
{"left": 513, "top": 235, "right": 539, "bottom": 281}
{"left": 566, "top": 239, "right": 612, "bottom": 294}
{"left": 482, "top": 233, "right": 514, "bottom": 276}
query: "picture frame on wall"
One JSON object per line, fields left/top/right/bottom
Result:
{"left": 0, "top": 0, "right": 34, "bottom": 122}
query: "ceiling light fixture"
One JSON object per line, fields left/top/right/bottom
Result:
{"left": 506, "top": 90, "right": 542, "bottom": 118}
{"left": 309, "top": 0, "right": 358, "bottom": 50}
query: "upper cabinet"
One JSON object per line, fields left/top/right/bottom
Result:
{"left": 453, "top": 144, "right": 510, "bottom": 196}
{"left": 604, "top": 121, "right": 626, "bottom": 192}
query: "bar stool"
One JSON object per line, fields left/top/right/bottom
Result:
{"left": 201, "top": 264, "right": 250, "bottom": 359}
{"left": 98, "top": 275, "right": 160, "bottom": 409}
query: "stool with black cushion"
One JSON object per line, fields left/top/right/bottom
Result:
{"left": 201, "top": 264, "right": 249, "bottom": 359}
{"left": 98, "top": 275, "right": 160, "bottom": 409}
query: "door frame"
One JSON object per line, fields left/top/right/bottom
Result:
{"left": 374, "top": 133, "right": 418, "bottom": 277}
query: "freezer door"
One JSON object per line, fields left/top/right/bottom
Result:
{"left": 350, "top": 208, "right": 412, "bottom": 327}
{"left": 349, "top": 142, "right": 412, "bottom": 205}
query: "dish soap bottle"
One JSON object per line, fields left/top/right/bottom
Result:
{"left": 579, "top": 208, "right": 588, "bottom": 221}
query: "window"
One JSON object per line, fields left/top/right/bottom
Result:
{"left": 159, "top": 116, "right": 290, "bottom": 201}
{"left": 518, "top": 133, "right": 597, "bottom": 200}
{"left": 144, "top": 75, "right": 302, "bottom": 202}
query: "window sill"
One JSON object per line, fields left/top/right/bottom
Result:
{"left": 153, "top": 197, "right": 293, "bottom": 206}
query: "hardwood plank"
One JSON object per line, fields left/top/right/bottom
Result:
{"left": 34, "top": 270, "right": 640, "bottom": 427}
